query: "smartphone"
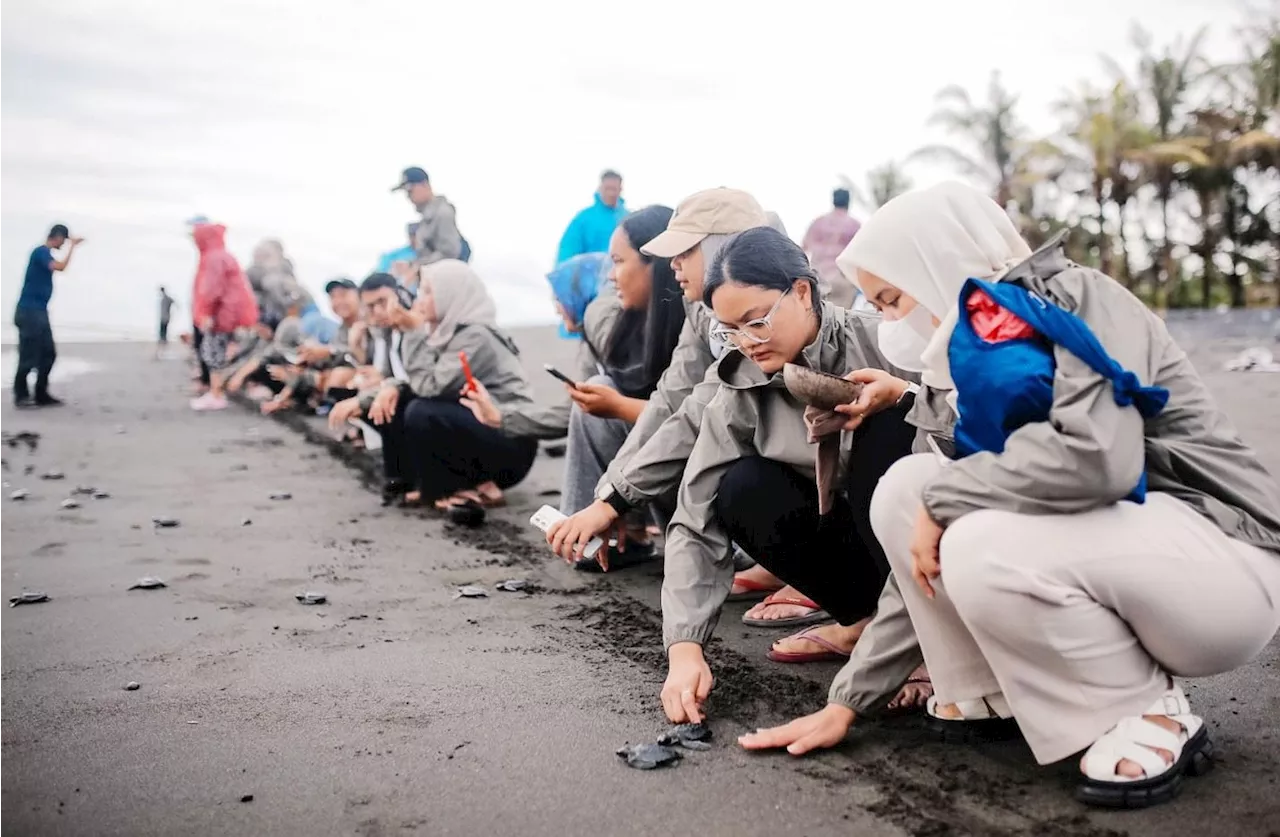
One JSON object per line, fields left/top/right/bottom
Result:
{"left": 544, "top": 364, "right": 579, "bottom": 388}
{"left": 458, "top": 351, "right": 479, "bottom": 395}
{"left": 348, "top": 418, "right": 384, "bottom": 451}
{"left": 530, "top": 505, "right": 604, "bottom": 561}
{"left": 926, "top": 434, "right": 956, "bottom": 464}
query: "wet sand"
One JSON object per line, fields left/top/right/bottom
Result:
{"left": 3, "top": 320, "right": 1279, "bottom": 837}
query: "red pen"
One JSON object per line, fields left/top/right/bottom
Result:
{"left": 459, "top": 351, "right": 479, "bottom": 395}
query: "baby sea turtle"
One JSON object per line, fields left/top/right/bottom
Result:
{"left": 658, "top": 722, "right": 713, "bottom": 751}
{"left": 92, "top": 490, "right": 111, "bottom": 500}
{"left": 241, "top": 518, "right": 253, "bottom": 526}
{"left": 41, "top": 470, "right": 65, "bottom": 481}
{"left": 60, "top": 498, "right": 81, "bottom": 510}
{"left": 269, "top": 492, "right": 292, "bottom": 501}
{"left": 125, "top": 681, "right": 141, "bottom": 691}
{"left": 453, "top": 585, "right": 488, "bottom": 599}
{"left": 10, "top": 488, "right": 30, "bottom": 501}
{"left": 72, "top": 485, "right": 97, "bottom": 496}
{"left": 447, "top": 502, "right": 485, "bottom": 528}
{"left": 9, "top": 591, "right": 50, "bottom": 607}
{"left": 616, "top": 742, "right": 682, "bottom": 770}
{"left": 295, "top": 592, "right": 327, "bottom": 605}
{"left": 494, "top": 579, "right": 528, "bottom": 593}
{"left": 152, "top": 517, "right": 180, "bottom": 528}
{"left": 128, "top": 577, "right": 168, "bottom": 590}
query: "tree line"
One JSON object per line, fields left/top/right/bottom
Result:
{"left": 843, "top": 13, "right": 1279, "bottom": 309}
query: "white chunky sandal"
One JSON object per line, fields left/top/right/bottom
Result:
{"left": 924, "top": 693, "right": 1020, "bottom": 743}
{"left": 1076, "top": 685, "right": 1214, "bottom": 809}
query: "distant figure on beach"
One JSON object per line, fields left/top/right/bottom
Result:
{"left": 556, "top": 170, "right": 626, "bottom": 265}
{"left": 393, "top": 166, "right": 471, "bottom": 268}
{"left": 157, "top": 286, "right": 176, "bottom": 358}
{"left": 802, "top": 188, "right": 862, "bottom": 309}
{"left": 13, "top": 223, "right": 83, "bottom": 407}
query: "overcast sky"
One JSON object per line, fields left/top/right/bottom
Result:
{"left": 0, "top": 0, "right": 1244, "bottom": 341}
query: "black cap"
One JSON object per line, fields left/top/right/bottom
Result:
{"left": 325, "top": 278, "right": 358, "bottom": 294}
{"left": 391, "top": 167, "right": 429, "bottom": 192}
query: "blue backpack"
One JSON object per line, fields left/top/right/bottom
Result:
{"left": 947, "top": 278, "right": 1169, "bottom": 502}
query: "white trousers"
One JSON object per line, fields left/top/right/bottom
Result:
{"left": 870, "top": 454, "right": 1280, "bottom": 764}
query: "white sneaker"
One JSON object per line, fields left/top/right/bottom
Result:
{"left": 190, "top": 393, "right": 229, "bottom": 412}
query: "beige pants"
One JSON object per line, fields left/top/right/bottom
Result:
{"left": 871, "top": 454, "right": 1280, "bottom": 764}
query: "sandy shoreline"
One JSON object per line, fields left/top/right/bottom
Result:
{"left": 2, "top": 327, "right": 1279, "bottom": 836}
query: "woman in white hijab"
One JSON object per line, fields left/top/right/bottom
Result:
{"left": 351, "top": 261, "right": 540, "bottom": 513}
{"left": 741, "top": 182, "right": 1280, "bottom": 809}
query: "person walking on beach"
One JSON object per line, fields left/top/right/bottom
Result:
{"left": 157, "top": 286, "right": 176, "bottom": 359}
{"left": 556, "top": 170, "right": 627, "bottom": 265}
{"left": 13, "top": 224, "right": 83, "bottom": 407}
{"left": 393, "top": 166, "right": 470, "bottom": 267}
{"left": 189, "top": 222, "right": 259, "bottom": 412}
{"left": 802, "top": 188, "right": 862, "bottom": 309}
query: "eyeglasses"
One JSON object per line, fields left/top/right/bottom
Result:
{"left": 711, "top": 289, "right": 790, "bottom": 346}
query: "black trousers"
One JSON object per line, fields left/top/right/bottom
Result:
{"left": 714, "top": 409, "right": 917, "bottom": 626}
{"left": 13, "top": 307, "right": 56, "bottom": 401}
{"left": 192, "top": 328, "right": 212, "bottom": 386}
{"left": 379, "top": 395, "right": 538, "bottom": 500}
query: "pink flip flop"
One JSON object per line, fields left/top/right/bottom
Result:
{"left": 766, "top": 625, "right": 852, "bottom": 664}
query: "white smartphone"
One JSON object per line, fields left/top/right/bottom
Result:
{"left": 530, "top": 504, "right": 604, "bottom": 561}
{"left": 348, "top": 418, "right": 383, "bottom": 451}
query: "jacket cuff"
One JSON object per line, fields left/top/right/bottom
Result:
{"left": 663, "top": 627, "right": 713, "bottom": 650}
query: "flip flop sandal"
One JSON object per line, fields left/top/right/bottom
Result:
{"left": 766, "top": 625, "right": 852, "bottom": 663}
{"left": 1076, "top": 686, "right": 1213, "bottom": 809}
{"left": 924, "top": 693, "right": 1021, "bottom": 744}
{"left": 741, "top": 593, "right": 829, "bottom": 629}
{"left": 726, "top": 574, "right": 785, "bottom": 603}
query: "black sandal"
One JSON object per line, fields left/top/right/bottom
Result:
{"left": 923, "top": 694, "right": 1021, "bottom": 744}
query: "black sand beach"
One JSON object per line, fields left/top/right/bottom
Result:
{"left": 3, "top": 319, "right": 1279, "bottom": 836}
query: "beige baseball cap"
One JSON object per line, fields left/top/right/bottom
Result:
{"left": 640, "top": 187, "right": 769, "bottom": 258}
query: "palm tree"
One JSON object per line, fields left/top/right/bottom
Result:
{"left": 1108, "top": 24, "right": 1211, "bottom": 302}
{"left": 910, "top": 72, "right": 1027, "bottom": 207}
{"left": 1051, "top": 80, "right": 1152, "bottom": 281}
{"left": 838, "top": 162, "right": 913, "bottom": 211}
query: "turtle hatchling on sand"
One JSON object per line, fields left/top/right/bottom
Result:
{"left": 9, "top": 592, "right": 51, "bottom": 607}
{"left": 269, "top": 492, "right": 292, "bottom": 501}
{"left": 453, "top": 586, "right": 488, "bottom": 599}
{"left": 72, "top": 485, "right": 97, "bottom": 496}
{"left": 152, "top": 517, "right": 180, "bottom": 528}
{"left": 128, "top": 577, "right": 168, "bottom": 590}
{"left": 295, "top": 592, "right": 327, "bottom": 605}
{"left": 616, "top": 743, "right": 682, "bottom": 770}
{"left": 494, "top": 579, "right": 528, "bottom": 593}
{"left": 658, "top": 723, "right": 713, "bottom": 751}
{"left": 60, "top": 498, "right": 81, "bottom": 510}
{"left": 10, "top": 489, "right": 30, "bottom": 501}
{"left": 92, "top": 490, "right": 111, "bottom": 500}
{"left": 41, "top": 470, "right": 65, "bottom": 481}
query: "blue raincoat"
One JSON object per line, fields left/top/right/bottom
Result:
{"left": 948, "top": 278, "right": 1169, "bottom": 502}
{"left": 547, "top": 253, "right": 609, "bottom": 340}
{"left": 556, "top": 194, "right": 627, "bottom": 264}
{"left": 375, "top": 246, "right": 418, "bottom": 275}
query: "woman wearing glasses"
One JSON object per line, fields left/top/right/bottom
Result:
{"left": 658, "top": 225, "right": 922, "bottom": 724}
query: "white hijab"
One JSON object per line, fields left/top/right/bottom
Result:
{"left": 421, "top": 259, "right": 498, "bottom": 349}
{"left": 836, "top": 181, "right": 1032, "bottom": 391}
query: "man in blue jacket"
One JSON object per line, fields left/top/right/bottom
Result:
{"left": 556, "top": 170, "right": 626, "bottom": 265}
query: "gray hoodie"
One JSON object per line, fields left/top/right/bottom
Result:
{"left": 500, "top": 292, "right": 622, "bottom": 440}
{"left": 596, "top": 299, "right": 720, "bottom": 504}
{"left": 661, "top": 303, "right": 914, "bottom": 649}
